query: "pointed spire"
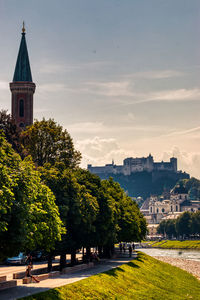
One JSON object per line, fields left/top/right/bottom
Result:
{"left": 13, "top": 23, "right": 32, "bottom": 82}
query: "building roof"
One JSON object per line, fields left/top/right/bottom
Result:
{"left": 13, "top": 28, "right": 32, "bottom": 82}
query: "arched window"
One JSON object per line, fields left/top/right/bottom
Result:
{"left": 171, "top": 206, "right": 173, "bottom": 212}
{"left": 162, "top": 208, "right": 165, "bottom": 213}
{"left": 150, "top": 207, "right": 152, "bottom": 213}
{"left": 157, "top": 208, "right": 159, "bottom": 213}
{"left": 176, "top": 205, "right": 178, "bottom": 211}
{"left": 19, "top": 99, "right": 24, "bottom": 117}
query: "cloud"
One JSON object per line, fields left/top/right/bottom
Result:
{"left": 127, "top": 69, "right": 184, "bottom": 80}
{"left": 148, "top": 89, "right": 200, "bottom": 102}
{"left": 76, "top": 136, "right": 133, "bottom": 168}
{"left": 156, "top": 126, "right": 200, "bottom": 139}
{"left": 67, "top": 122, "right": 105, "bottom": 134}
{"left": 38, "top": 60, "right": 113, "bottom": 74}
{"left": 162, "top": 147, "right": 200, "bottom": 179}
{"left": 39, "top": 63, "right": 66, "bottom": 74}
{"left": 86, "top": 80, "right": 134, "bottom": 97}
{"left": 0, "top": 81, "right": 8, "bottom": 90}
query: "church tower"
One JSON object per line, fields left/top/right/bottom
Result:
{"left": 10, "top": 23, "right": 35, "bottom": 128}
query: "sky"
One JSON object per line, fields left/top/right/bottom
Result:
{"left": 0, "top": 0, "right": 200, "bottom": 178}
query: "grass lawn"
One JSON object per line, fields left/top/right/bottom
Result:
{"left": 20, "top": 252, "right": 200, "bottom": 300}
{"left": 150, "top": 240, "right": 200, "bottom": 249}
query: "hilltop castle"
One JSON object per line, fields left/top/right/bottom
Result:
{"left": 88, "top": 154, "right": 178, "bottom": 176}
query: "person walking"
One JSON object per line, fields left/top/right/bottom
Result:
{"left": 122, "top": 243, "right": 126, "bottom": 253}
{"left": 129, "top": 244, "right": 132, "bottom": 257}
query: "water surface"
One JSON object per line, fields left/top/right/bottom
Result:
{"left": 139, "top": 248, "right": 200, "bottom": 262}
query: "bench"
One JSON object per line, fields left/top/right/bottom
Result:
{"left": 61, "top": 262, "right": 94, "bottom": 274}
{"left": 22, "top": 270, "right": 60, "bottom": 284}
{"left": 22, "top": 273, "right": 49, "bottom": 284}
{"left": 13, "top": 267, "right": 48, "bottom": 279}
{"left": 0, "top": 280, "right": 17, "bottom": 291}
{"left": 0, "top": 275, "right": 7, "bottom": 282}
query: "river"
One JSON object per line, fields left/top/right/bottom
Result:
{"left": 139, "top": 247, "right": 200, "bottom": 262}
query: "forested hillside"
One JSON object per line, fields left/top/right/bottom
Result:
{"left": 98, "top": 170, "right": 189, "bottom": 200}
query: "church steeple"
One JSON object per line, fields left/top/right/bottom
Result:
{"left": 13, "top": 22, "right": 33, "bottom": 82}
{"left": 10, "top": 23, "right": 35, "bottom": 129}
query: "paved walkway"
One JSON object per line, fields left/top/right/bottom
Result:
{"left": 0, "top": 252, "right": 136, "bottom": 300}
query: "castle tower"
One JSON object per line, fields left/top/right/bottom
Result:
{"left": 10, "top": 23, "right": 35, "bottom": 128}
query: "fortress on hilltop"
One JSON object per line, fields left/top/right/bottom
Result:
{"left": 88, "top": 155, "right": 189, "bottom": 199}
{"left": 88, "top": 154, "right": 178, "bottom": 176}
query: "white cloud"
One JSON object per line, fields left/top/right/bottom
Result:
{"left": 86, "top": 80, "right": 134, "bottom": 97}
{"left": 0, "top": 81, "right": 8, "bottom": 90}
{"left": 127, "top": 69, "right": 184, "bottom": 79}
{"left": 162, "top": 147, "right": 200, "bottom": 179}
{"left": 38, "top": 60, "right": 113, "bottom": 74}
{"left": 76, "top": 136, "right": 133, "bottom": 168}
{"left": 148, "top": 88, "right": 200, "bottom": 102}
{"left": 67, "top": 122, "right": 105, "bottom": 134}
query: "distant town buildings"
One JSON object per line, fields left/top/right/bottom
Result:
{"left": 141, "top": 186, "right": 200, "bottom": 226}
{"left": 88, "top": 154, "right": 179, "bottom": 176}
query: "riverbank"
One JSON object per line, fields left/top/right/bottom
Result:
{"left": 147, "top": 240, "right": 200, "bottom": 250}
{"left": 154, "top": 256, "right": 200, "bottom": 281}
{"left": 20, "top": 252, "right": 200, "bottom": 300}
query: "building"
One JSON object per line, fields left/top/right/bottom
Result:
{"left": 10, "top": 23, "right": 35, "bottom": 128}
{"left": 143, "top": 189, "right": 200, "bottom": 225}
{"left": 88, "top": 154, "right": 178, "bottom": 176}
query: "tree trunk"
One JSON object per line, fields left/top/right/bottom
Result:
{"left": 47, "top": 253, "right": 53, "bottom": 272}
{"left": 98, "top": 246, "right": 103, "bottom": 258}
{"left": 86, "top": 247, "right": 90, "bottom": 259}
{"left": 59, "top": 253, "right": 66, "bottom": 271}
{"left": 71, "top": 249, "right": 76, "bottom": 265}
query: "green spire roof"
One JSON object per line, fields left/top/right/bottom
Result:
{"left": 13, "top": 29, "right": 33, "bottom": 82}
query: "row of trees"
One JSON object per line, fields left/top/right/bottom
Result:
{"left": 157, "top": 211, "right": 200, "bottom": 238}
{"left": 0, "top": 111, "right": 147, "bottom": 267}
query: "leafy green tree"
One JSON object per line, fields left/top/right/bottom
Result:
{"left": 176, "top": 211, "right": 192, "bottom": 238}
{"left": 165, "top": 220, "right": 177, "bottom": 238}
{"left": 0, "top": 133, "right": 64, "bottom": 260}
{"left": 191, "top": 211, "right": 200, "bottom": 235}
{"left": 39, "top": 165, "right": 99, "bottom": 266}
{"left": 157, "top": 220, "right": 167, "bottom": 236}
{"left": 0, "top": 109, "right": 23, "bottom": 155}
{"left": 21, "top": 118, "right": 81, "bottom": 168}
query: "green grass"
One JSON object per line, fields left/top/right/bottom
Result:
{"left": 20, "top": 252, "right": 200, "bottom": 300}
{"left": 150, "top": 240, "right": 200, "bottom": 249}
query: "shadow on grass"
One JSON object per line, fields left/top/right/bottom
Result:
{"left": 20, "top": 288, "right": 62, "bottom": 300}
{"left": 106, "top": 252, "right": 145, "bottom": 278}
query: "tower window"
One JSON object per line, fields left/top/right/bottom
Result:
{"left": 19, "top": 99, "right": 24, "bottom": 117}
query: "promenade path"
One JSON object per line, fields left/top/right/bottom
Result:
{"left": 0, "top": 252, "right": 136, "bottom": 300}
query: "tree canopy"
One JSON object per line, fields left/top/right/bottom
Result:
{"left": 0, "top": 133, "right": 64, "bottom": 260}
{"left": 21, "top": 118, "right": 81, "bottom": 168}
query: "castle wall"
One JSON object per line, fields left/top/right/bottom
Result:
{"left": 88, "top": 155, "right": 180, "bottom": 176}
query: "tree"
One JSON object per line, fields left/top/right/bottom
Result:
{"left": 39, "top": 165, "right": 99, "bottom": 266}
{"left": 176, "top": 211, "right": 192, "bottom": 238}
{"left": 0, "top": 109, "right": 23, "bottom": 155}
{"left": 0, "top": 133, "right": 64, "bottom": 260}
{"left": 191, "top": 211, "right": 200, "bottom": 235}
{"left": 21, "top": 118, "right": 81, "bottom": 168}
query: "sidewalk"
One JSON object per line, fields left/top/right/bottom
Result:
{"left": 0, "top": 252, "right": 137, "bottom": 300}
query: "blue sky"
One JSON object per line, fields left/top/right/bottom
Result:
{"left": 0, "top": 0, "right": 200, "bottom": 178}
